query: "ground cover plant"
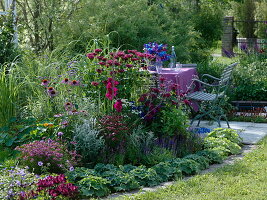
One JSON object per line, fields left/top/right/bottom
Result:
{"left": 117, "top": 136, "right": 267, "bottom": 200}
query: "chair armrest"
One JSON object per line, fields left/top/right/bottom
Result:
{"left": 201, "top": 74, "right": 221, "bottom": 81}
{"left": 192, "top": 79, "right": 220, "bottom": 87}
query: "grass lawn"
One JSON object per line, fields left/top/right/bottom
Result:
{"left": 117, "top": 137, "right": 267, "bottom": 200}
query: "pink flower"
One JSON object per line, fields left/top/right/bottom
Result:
{"left": 69, "top": 80, "right": 80, "bottom": 86}
{"left": 118, "top": 69, "right": 125, "bottom": 73}
{"left": 91, "top": 81, "right": 99, "bottom": 86}
{"left": 64, "top": 102, "right": 73, "bottom": 111}
{"left": 131, "top": 58, "right": 139, "bottom": 61}
{"left": 61, "top": 78, "right": 69, "bottom": 84}
{"left": 114, "top": 100, "right": 123, "bottom": 112}
{"left": 41, "top": 79, "right": 49, "bottom": 86}
{"left": 86, "top": 53, "right": 95, "bottom": 60}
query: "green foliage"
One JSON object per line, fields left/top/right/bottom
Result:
{"left": 0, "top": 67, "right": 22, "bottom": 127}
{"left": 77, "top": 175, "right": 110, "bottom": 197}
{"left": 231, "top": 55, "right": 267, "bottom": 101}
{"left": 125, "top": 126, "right": 155, "bottom": 165}
{"left": 183, "top": 154, "right": 209, "bottom": 170}
{"left": 144, "top": 147, "right": 176, "bottom": 166}
{"left": 168, "top": 158, "right": 201, "bottom": 176}
{"left": 161, "top": 107, "right": 189, "bottom": 136}
{"left": 196, "top": 149, "right": 224, "bottom": 164}
{"left": 204, "top": 137, "right": 241, "bottom": 156}
{"left": 73, "top": 120, "right": 105, "bottom": 164}
{"left": 207, "top": 128, "right": 242, "bottom": 144}
{"left": 151, "top": 162, "right": 182, "bottom": 182}
{"left": 0, "top": 13, "right": 18, "bottom": 65}
{"left": 129, "top": 165, "right": 160, "bottom": 187}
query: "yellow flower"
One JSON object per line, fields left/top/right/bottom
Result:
{"left": 43, "top": 123, "right": 54, "bottom": 128}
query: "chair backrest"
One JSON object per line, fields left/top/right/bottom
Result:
{"left": 218, "top": 62, "right": 238, "bottom": 92}
{"left": 181, "top": 64, "right": 197, "bottom": 68}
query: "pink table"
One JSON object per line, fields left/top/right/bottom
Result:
{"left": 158, "top": 68, "right": 199, "bottom": 94}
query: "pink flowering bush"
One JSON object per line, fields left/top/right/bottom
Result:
{"left": 15, "top": 139, "right": 80, "bottom": 174}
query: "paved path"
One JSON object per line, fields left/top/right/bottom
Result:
{"left": 192, "top": 120, "right": 267, "bottom": 144}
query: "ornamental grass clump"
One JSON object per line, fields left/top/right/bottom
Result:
{"left": 15, "top": 139, "right": 80, "bottom": 174}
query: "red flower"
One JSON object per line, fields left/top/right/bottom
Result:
{"left": 96, "top": 68, "right": 103, "bottom": 73}
{"left": 98, "top": 61, "right": 106, "bottom": 66}
{"left": 126, "top": 64, "right": 133, "bottom": 68}
{"left": 131, "top": 58, "right": 139, "bottom": 61}
{"left": 114, "top": 99, "right": 123, "bottom": 112}
{"left": 86, "top": 53, "right": 96, "bottom": 59}
{"left": 94, "top": 48, "right": 102, "bottom": 53}
{"left": 118, "top": 69, "right": 125, "bottom": 73}
{"left": 163, "top": 93, "right": 171, "bottom": 98}
{"left": 91, "top": 81, "right": 99, "bottom": 86}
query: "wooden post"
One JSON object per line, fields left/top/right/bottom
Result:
{"left": 222, "top": 16, "right": 234, "bottom": 57}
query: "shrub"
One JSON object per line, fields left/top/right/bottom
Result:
{"left": 129, "top": 165, "right": 160, "bottom": 187}
{"left": 204, "top": 137, "right": 241, "bottom": 156}
{"left": 77, "top": 175, "right": 110, "bottom": 197}
{"left": 207, "top": 128, "right": 242, "bottom": 144}
{"left": 73, "top": 120, "right": 105, "bottom": 164}
{"left": 168, "top": 158, "right": 201, "bottom": 176}
{"left": 144, "top": 147, "right": 176, "bottom": 167}
{"left": 196, "top": 149, "right": 224, "bottom": 164}
{"left": 183, "top": 154, "right": 209, "bottom": 170}
{"left": 151, "top": 162, "right": 181, "bottom": 182}
{"left": 15, "top": 139, "right": 80, "bottom": 174}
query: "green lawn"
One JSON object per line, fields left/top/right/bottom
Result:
{"left": 116, "top": 137, "right": 267, "bottom": 200}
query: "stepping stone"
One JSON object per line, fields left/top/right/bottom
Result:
{"left": 191, "top": 121, "right": 267, "bottom": 144}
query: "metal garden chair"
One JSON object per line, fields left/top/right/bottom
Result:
{"left": 186, "top": 62, "right": 238, "bottom": 128}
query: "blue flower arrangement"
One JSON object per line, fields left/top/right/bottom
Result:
{"left": 144, "top": 42, "right": 170, "bottom": 61}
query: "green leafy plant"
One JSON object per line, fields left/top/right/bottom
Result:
{"left": 168, "top": 158, "right": 201, "bottom": 176}
{"left": 151, "top": 162, "right": 182, "bottom": 182}
{"left": 144, "top": 147, "right": 176, "bottom": 166}
{"left": 77, "top": 175, "right": 110, "bottom": 197}
{"left": 183, "top": 154, "right": 209, "bottom": 170}
{"left": 204, "top": 137, "right": 241, "bottom": 156}
{"left": 207, "top": 128, "right": 242, "bottom": 144}
{"left": 129, "top": 165, "right": 160, "bottom": 187}
{"left": 196, "top": 149, "right": 224, "bottom": 164}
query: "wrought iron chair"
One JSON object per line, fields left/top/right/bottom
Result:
{"left": 186, "top": 62, "right": 238, "bottom": 128}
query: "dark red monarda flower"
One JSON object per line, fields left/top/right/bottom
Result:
{"left": 114, "top": 61, "right": 121, "bottom": 66}
{"left": 117, "top": 51, "right": 125, "bottom": 57}
{"left": 118, "top": 69, "right": 125, "bottom": 73}
{"left": 151, "top": 88, "right": 160, "bottom": 93}
{"left": 131, "top": 58, "right": 139, "bottom": 61}
{"left": 91, "top": 81, "right": 99, "bottom": 86}
{"left": 86, "top": 53, "right": 96, "bottom": 59}
{"left": 163, "top": 93, "right": 171, "bottom": 98}
{"left": 126, "top": 64, "right": 133, "bottom": 68}
{"left": 98, "top": 61, "right": 106, "bottom": 66}
{"left": 97, "top": 56, "right": 104, "bottom": 60}
{"left": 107, "top": 60, "right": 114, "bottom": 65}
{"left": 94, "top": 48, "right": 102, "bottom": 53}
{"left": 96, "top": 68, "right": 103, "bottom": 73}
{"left": 159, "top": 76, "right": 166, "bottom": 82}
{"left": 102, "top": 57, "right": 107, "bottom": 61}
{"left": 128, "top": 50, "right": 137, "bottom": 54}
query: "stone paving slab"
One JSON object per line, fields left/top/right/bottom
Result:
{"left": 192, "top": 120, "right": 267, "bottom": 144}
